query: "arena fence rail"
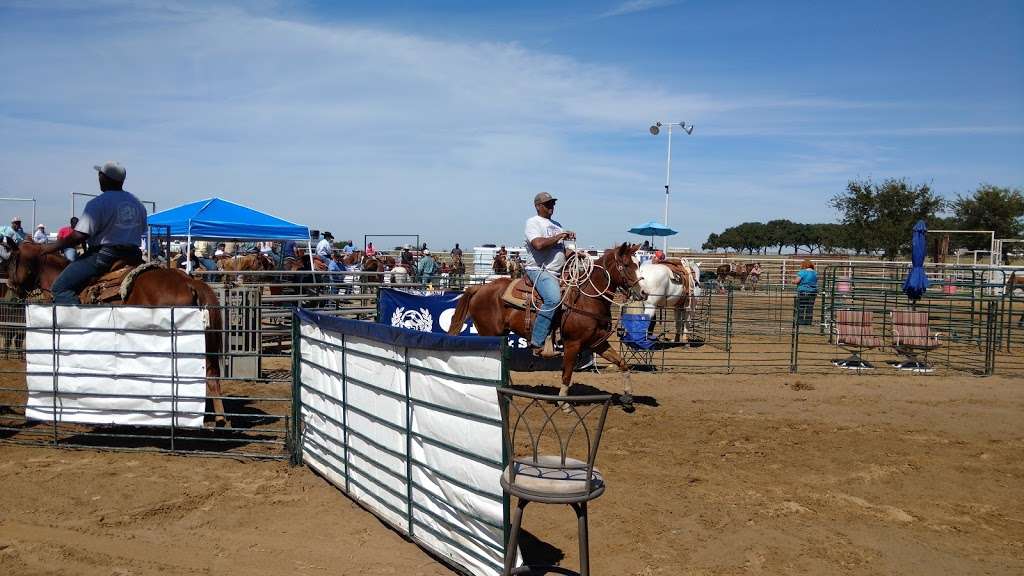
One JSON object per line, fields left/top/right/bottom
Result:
{"left": 617, "top": 262, "right": 1022, "bottom": 376}
{"left": 0, "top": 301, "right": 292, "bottom": 459}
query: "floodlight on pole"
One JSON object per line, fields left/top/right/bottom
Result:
{"left": 648, "top": 121, "right": 694, "bottom": 251}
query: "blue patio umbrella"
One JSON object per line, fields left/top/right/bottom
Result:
{"left": 903, "top": 219, "right": 930, "bottom": 302}
{"left": 628, "top": 221, "right": 678, "bottom": 238}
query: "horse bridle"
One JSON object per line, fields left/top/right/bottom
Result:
{"left": 6, "top": 249, "right": 38, "bottom": 298}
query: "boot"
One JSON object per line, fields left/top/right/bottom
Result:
{"left": 531, "top": 337, "right": 560, "bottom": 359}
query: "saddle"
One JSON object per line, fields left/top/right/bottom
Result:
{"left": 78, "top": 260, "right": 162, "bottom": 304}
{"left": 501, "top": 275, "right": 561, "bottom": 310}
{"left": 657, "top": 260, "right": 692, "bottom": 285}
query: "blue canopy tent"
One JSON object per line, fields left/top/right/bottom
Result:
{"left": 147, "top": 197, "right": 311, "bottom": 271}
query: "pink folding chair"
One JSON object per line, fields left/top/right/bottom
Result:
{"left": 832, "top": 309, "right": 882, "bottom": 369}
{"left": 889, "top": 310, "right": 942, "bottom": 373}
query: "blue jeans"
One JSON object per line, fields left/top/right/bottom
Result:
{"left": 526, "top": 268, "right": 561, "bottom": 347}
{"left": 196, "top": 257, "right": 218, "bottom": 282}
{"left": 796, "top": 291, "right": 816, "bottom": 325}
{"left": 52, "top": 250, "right": 112, "bottom": 304}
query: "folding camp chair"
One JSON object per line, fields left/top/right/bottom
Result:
{"left": 617, "top": 312, "right": 656, "bottom": 370}
{"left": 889, "top": 310, "right": 942, "bottom": 373}
{"left": 831, "top": 309, "right": 882, "bottom": 370}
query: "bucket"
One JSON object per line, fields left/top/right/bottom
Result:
{"left": 836, "top": 279, "right": 851, "bottom": 293}
{"left": 943, "top": 283, "right": 957, "bottom": 295}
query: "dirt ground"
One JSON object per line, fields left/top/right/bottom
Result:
{"left": 2, "top": 371, "right": 1023, "bottom": 576}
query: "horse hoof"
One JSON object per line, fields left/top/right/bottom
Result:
{"left": 620, "top": 393, "right": 634, "bottom": 409}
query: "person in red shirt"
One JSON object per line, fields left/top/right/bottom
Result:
{"left": 57, "top": 217, "right": 80, "bottom": 261}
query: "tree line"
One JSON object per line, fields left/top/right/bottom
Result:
{"left": 702, "top": 179, "right": 1024, "bottom": 259}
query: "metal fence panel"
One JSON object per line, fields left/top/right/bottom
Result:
{"left": 294, "top": 309, "right": 509, "bottom": 576}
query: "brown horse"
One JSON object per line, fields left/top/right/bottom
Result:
{"left": 715, "top": 262, "right": 762, "bottom": 293}
{"left": 448, "top": 243, "right": 645, "bottom": 405}
{"left": 492, "top": 252, "right": 510, "bottom": 275}
{"left": 1007, "top": 271, "right": 1024, "bottom": 294}
{"left": 3, "top": 239, "right": 228, "bottom": 426}
{"left": 217, "top": 252, "right": 276, "bottom": 283}
{"left": 341, "top": 251, "right": 364, "bottom": 268}
{"left": 360, "top": 255, "right": 386, "bottom": 289}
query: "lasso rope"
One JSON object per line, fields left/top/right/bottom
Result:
{"left": 527, "top": 242, "right": 633, "bottom": 313}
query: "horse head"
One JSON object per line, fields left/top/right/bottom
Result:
{"left": 4, "top": 238, "right": 49, "bottom": 297}
{"left": 608, "top": 242, "right": 645, "bottom": 301}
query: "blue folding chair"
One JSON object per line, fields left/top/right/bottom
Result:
{"left": 618, "top": 312, "right": 656, "bottom": 369}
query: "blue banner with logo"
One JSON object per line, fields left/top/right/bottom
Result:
{"left": 377, "top": 288, "right": 594, "bottom": 372}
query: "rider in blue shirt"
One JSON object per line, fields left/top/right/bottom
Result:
{"left": 44, "top": 162, "right": 147, "bottom": 304}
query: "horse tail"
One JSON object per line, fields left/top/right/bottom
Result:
{"left": 190, "top": 278, "right": 224, "bottom": 370}
{"left": 447, "top": 285, "right": 479, "bottom": 335}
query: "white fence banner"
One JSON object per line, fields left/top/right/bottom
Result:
{"left": 25, "top": 305, "right": 207, "bottom": 428}
{"left": 295, "top": 308, "right": 509, "bottom": 576}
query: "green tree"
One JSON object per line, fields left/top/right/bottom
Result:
{"left": 765, "top": 219, "right": 798, "bottom": 254}
{"left": 832, "top": 178, "right": 945, "bottom": 259}
{"left": 951, "top": 184, "right": 1024, "bottom": 255}
{"left": 702, "top": 232, "right": 721, "bottom": 251}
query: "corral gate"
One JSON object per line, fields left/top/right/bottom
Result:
{"left": 217, "top": 284, "right": 262, "bottom": 378}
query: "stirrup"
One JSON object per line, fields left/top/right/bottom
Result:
{"left": 531, "top": 339, "right": 559, "bottom": 359}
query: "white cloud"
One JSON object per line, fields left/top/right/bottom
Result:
{"left": 598, "top": 0, "right": 680, "bottom": 19}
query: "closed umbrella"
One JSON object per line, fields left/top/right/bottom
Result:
{"left": 903, "top": 219, "right": 930, "bottom": 302}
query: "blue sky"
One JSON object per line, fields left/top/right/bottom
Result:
{"left": 0, "top": 0, "right": 1021, "bottom": 250}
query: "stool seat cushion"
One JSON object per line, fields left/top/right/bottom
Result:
{"left": 503, "top": 455, "right": 603, "bottom": 496}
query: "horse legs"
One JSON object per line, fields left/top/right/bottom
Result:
{"left": 591, "top": 341, "right": 633, "bottom": 408}
{"left": 206, "top": 358, "right": 228, "bottom": 427}
{"left": 559, "top": 340, "right": 582, "bottom": 398}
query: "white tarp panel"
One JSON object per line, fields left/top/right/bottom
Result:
{"left": 297, "top": 311, "right": 509, "bottom": 576}
{"left": 25, "top": 305, "right": 207, "bottom": 428}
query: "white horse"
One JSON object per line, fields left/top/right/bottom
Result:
{"left": 636, "top": 258, "right": 702, "bottom": 342}
{"left": 390, "top": 264, "right": 411, "bottom": 285}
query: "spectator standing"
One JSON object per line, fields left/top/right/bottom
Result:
{"left": 795, "top": 259, "right": 818, "bottom": 326}
{"left": 58, "top": 217, "right": 80, "bottom": 261}
{"left": 33, "top": 224, "right": 49, "bottom": 244}
{"left": 417, "top": 249, "right": 437, "bottom": 286}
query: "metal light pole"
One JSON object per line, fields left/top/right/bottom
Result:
{"left": 649, "top": 121, "right": 694, "bottom": 252}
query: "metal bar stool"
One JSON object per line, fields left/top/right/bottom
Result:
{"left": 497, "top": 387, "right": 613, "bottom": 576}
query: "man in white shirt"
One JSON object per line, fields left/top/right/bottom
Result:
{"left": 524, "top": 192, "right": 575, "bottom": 357}
{"left": 33, "top": 224, "right": 48, "bottom": 244}
{"left": 317, "top": 231, "right": 341, "bottom": 286}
